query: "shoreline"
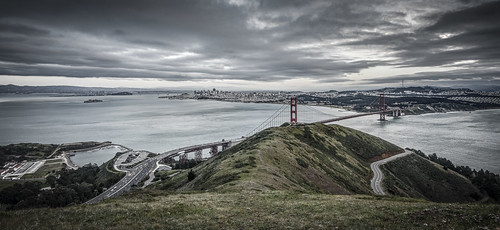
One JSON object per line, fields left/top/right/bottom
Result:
{"left": 161, "top": 97, "right": 500, "bottom": 117}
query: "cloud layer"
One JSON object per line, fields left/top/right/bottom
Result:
{"left": 0, "top": 0, "right": 498, "bottom": 89}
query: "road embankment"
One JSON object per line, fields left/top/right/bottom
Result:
{"left": 370, "top": 150, "right": 413, "bottom": 195}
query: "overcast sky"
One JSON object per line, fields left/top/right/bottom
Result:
{"left": 0, "top": 0, "right": 499, "bottom": 91}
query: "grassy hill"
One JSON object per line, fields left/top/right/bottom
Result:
{"left": 159, "top": 123, "right": 403, "bottom": 194}
{"left": 1, "top": 191, "right": 499, "bottom": 229}
{"left": 1, "top": 124, "right": 500, "bottom": 229}
{"left": 381, "top": 154, "right": 483, "bottom": 203}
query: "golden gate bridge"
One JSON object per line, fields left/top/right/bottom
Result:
{"left": 246, "top": 93, "right": 403, "bottom": 137}
{"left": 164, "top": 94, "right": 403, "bottom": 163}
{"left": 88, "top": 94, "right": 404, "bottom": 203}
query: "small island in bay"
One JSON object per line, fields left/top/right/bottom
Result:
{"left": 84, "top": 99, "right": 103, "bottom": 103}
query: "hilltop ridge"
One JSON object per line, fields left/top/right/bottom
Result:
{"left": 158, "top": 123, "right": 484, "bottom": 204}
{"left": 159, "top": 123, "right": 403, "bottom": 194}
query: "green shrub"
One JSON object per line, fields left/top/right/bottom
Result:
{"left": 296, "top": 158, "right": 308, "bottom": 168}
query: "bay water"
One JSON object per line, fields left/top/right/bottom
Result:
{"left": 1, "top": 94, "right": 498, "bottom": 174}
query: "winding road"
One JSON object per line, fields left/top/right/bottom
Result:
{"left": 370, "top": 150, "right": 413, "bottom": 195}
{"left": 85, "top": 138, "right": 245, "bottom": 204}
{"left": 86, "top": 158, "right": 156, "bottom": 204}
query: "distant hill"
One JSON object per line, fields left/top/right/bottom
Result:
{"left": 0, "top": 84, "right": 117, "bottom": 94}
{"left": 0, "top": 84, "right": 178, "bottom": 94}
{"left": 159, "top": 123, "right": 403, "bottom": 194}
{"left": 377, "top": 86, "right": 473, "bottom": 93}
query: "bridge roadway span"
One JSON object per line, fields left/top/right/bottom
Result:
{"left": 317, "top": 109, "right": 402, "bottom": 124}
{"left": 154, "top": 138, "right": 246, "bottom": 161}
{"left": 85, "top": 138, "right": 245, "bottom": 204}
{"left": 370, "top": 150, "right": 413, "bottom": 195}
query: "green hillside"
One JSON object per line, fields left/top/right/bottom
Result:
{"left": 381, "top": 154, "right": 483, "bottom": 202}
{"left": 1, "top": 191, "right": 499, "bottom": 229}
{"left": 159, "top": 123, "right": 403, "bottom": 194}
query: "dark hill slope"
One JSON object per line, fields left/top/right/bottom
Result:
{"left": 381, "top": 154, "right": 483, "bottom": 203}
{"left": 160, "top": 123, "right": 403, "bottom": 194}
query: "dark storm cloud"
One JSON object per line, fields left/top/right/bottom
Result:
{"left": 399, "top": 0, "right": 500, "bottom": 66}
{"left": 0, "top": 22, "right": 51, "bottom": 36}
{"left": 0, "top": 0, "right": 498, "bottom": 87}
{"left": 345, "top": 0, "right": 500, "bottom": 84}
{"left": 363, "top": 69, "right": 500, "bottom": 84}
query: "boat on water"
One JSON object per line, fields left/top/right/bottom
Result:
{"left": 84, "top": 99, "right": 103, "bottom": 103}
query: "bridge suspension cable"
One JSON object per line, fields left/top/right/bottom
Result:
{"left": 246, "top": 103, "right": 288, "bottom": 137}
{"left": 245, "top": 94, "right": 399, "bottom": 137}
{"left": 300, "top": 105, "right": 339, "bottom": 123}
{"left": 368, "top": 96, "right": 380, "bottom": 107}
{"left": 245, "top": 103, "right": 343, "bottom": 137}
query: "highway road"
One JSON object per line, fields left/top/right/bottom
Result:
{"left": 47, "top": 144, "right": 62, "bottom": 158}
{"left": 85, "top": 138, "right": 245, "bottom": 204}
{"left": 370, "top": 150, "right": 413, "bottom": 195}
{"left": 85, "top": 158, "right": 156, "bottom": 204}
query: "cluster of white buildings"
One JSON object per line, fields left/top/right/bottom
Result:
{"left": 192, "top": 89, "right": 291, "bottom": 103}
{"left": 165, "top": 87, "right": 500, "bottom": 108}
{"left": 0, "top": 160, "right": 45, "bottom": 180}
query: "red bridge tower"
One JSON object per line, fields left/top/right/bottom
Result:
{"left": 380, "top": 93, "right": 386, "bottom": 121}
{"left": 290, "top": 97, "right": 297, "bottom": 123}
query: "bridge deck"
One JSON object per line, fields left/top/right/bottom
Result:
{"left": 155, "top": 138, "right": 246, "bottom": 160}
{"left": 317, "top": 109, "right": 401, "bottom": 124}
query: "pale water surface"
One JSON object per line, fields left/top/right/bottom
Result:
{"left": 71, "top": 146, "right": 123, "bottom": 167}
{"left": 1, "top": 94, "right": 498, "bottom": 174}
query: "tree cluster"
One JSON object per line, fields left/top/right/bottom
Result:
{"left": 187, "top": 170, "right": 196, "bottom": 181}
{"left": 409, "top": 148, "right": 500, "bottom": 201}
{"left": 173, "top": 159, "right": 203, "bottom": 169}
{"left": 0, "top": 164, "right": 121, "bottom": 210}
{"left": 0, "top": 143, "right": 58, "bottom": 166}
{"left": 0, "top": 142, "right": 106, "bottom": 167}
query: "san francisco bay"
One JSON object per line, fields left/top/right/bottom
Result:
{"left": 1, "top": 94, "right": 498, "bottom": 174}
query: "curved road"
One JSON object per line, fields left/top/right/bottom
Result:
{"left": 85, "top": 138, "right": 245, "bottom": 204}
{"left": 86, "top": 158, "right": 156, "bottom": 204}
{"left": 370, "top": 150, "right": 413, "bottom": 195}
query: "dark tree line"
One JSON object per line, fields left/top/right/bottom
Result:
{"left": 0, "top": 143, "right": 58, "bottom": 166}
{"left": 410, "top": 148, "right": 500, "bottom": 201}
{"left": 173, "top": 159, "right": 203, "bottom": 169}
{"left": 0, "top": 164, "right": 121, "bottom": 210}
{"left": 188, "top": 170, "right": 196, "bottom": 181}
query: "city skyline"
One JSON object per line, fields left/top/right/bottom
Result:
{"left": 0, "top": 0, "right": 499, "bottom": 91}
